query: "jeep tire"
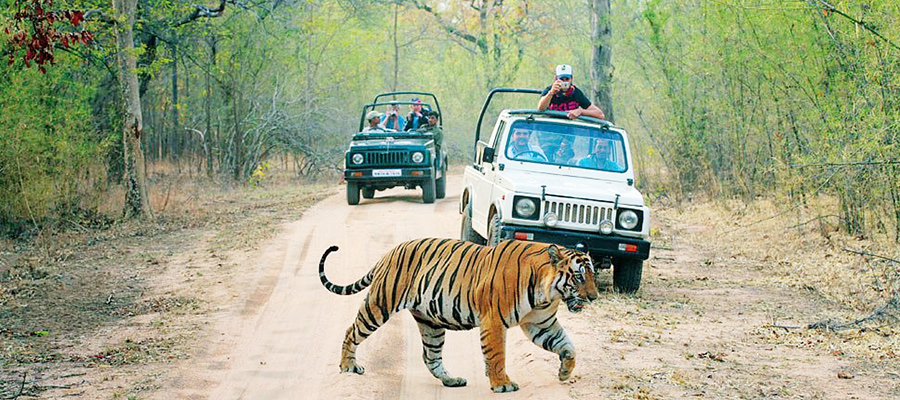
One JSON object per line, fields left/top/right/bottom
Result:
{"left": 422, "top": 174, "right": 436, "bottom": 204}
{"left": 346, "top": 182, "right": 360, "bottom": 205}
{"left": 436, "top": 174, "right": 446, "bottom": 199}
{"left": 613, "top": 259, "right": 643, "bottom": 294}
{"left": 362, "top": 187, "right": 375, "bottom": 199}
{"left": 461, "top": 203, "right": 486, "bottom": 245}
{"left": 487, "top": 213, "right": 504, "bottom": 246}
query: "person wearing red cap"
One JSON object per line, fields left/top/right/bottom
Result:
{"left": 404, "top": 97, "right": 427, "bottom": 131}
{"left": 537, "top": 64, "right": 605, "bottom": 120}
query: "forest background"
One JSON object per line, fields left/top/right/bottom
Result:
{"left": 0, "top": 0, "right": 898, "bottom": 244}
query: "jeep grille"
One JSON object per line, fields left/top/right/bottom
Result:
{"left": 544, "top": 200, "right": 613, "bottom": 228}
{"left": 364, "top": 151, "right": 408, "bottom": 166}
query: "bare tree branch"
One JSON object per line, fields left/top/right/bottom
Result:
{"left": 407, "top": 0, "right": 486, "bottom": 53}
{"left": 174, "top": 0, "right": 230, "bottom": 27}
{"left": 811, "top": 0, "right": 900, "bottom": 51}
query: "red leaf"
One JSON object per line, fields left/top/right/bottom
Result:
{"left": 61, "top": 35, "right": 68, "bottom": 48}
{"left": 39, "top": 65, "right": 46, "bottom": 74}
{"left": 72, "top": 11, "right": 83, "bottom": 27}
{"left": 25, "top": 49, "right": 34, "bottom": 61}
{"left": 81, "top": 33, "right": 88, "bottom": 44}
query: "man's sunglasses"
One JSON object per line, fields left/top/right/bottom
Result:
{"left": 557, "top": 76, "right": 572, "bottom": 81}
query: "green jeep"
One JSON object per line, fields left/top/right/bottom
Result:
{"left": 343, "top": 91, "right": 448, "bottom": 205}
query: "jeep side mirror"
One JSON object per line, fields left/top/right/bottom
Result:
{"left": 482, "top": 147, "right": 495, "bottom": 163}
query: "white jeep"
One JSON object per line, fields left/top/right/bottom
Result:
{"left": 459, "top": 88, "right": 651, "bottom": 293}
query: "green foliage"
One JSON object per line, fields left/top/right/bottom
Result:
{"left": 2, "top": 0, "right": 897, "bottom": 242}
{"left": 612, "top": 0, "right": 900, "bottom": 239}
{"left": 0, "top": 57, "right": 109, "bottom": 225}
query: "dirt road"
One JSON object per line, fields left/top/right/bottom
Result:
{"left": 148, "top": 175, "right": 896, "bottom": 399}
{"left": 149, "top": 175, "right": 581, "bottom": 399}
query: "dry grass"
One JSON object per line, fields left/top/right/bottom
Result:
{"left": 659, "top": 196, "right": 900, "bottom": 363}
{"left": 0, "top": 166, "right": 339, "bottom": 398}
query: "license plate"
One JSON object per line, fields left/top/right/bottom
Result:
{"left": 372, "top": 169, "right": 402, "bottom": 177}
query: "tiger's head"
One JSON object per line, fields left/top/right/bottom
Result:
{"left": 548, "top": 245, "right": 599, "bottom": 312}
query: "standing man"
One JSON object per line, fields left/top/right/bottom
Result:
{"left": 537, "top": 64, "right": 606, "bottom": 120}
{"left": 404, "top": 97, "right": 427, "bottom": 131}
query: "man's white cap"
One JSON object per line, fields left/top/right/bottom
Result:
{"left": 555, "top": 64, "right": 573, "bottom": 78}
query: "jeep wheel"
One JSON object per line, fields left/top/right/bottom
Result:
{"left": 422, "top": 175, "right": 436, "bottom": 204}
{"left": 487, "top": 213, "right": 504, "bottom": 246}
{"left": 436, "top": 175, "right": 446, "bottom": 199}
{"left": 461, "top": 203, "right": 486, "bottom": 245}
{"left": 612, "top": 259, "right": 643, "bottom": 294}
{"left": 346, "top": 182, "right": 360, "bottom": 205}
{"left": 362, "top": 187, "right": 375, "bottom": 199}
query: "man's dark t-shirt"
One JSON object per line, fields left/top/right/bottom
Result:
{"left": 541, "top": 85, "right": 592, "bottom": 112}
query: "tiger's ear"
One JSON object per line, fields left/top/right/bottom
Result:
{"left": 548, "top": 244, "right": 563, "bottom": 264}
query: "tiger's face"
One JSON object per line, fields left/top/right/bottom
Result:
{"left": 549, "top": 246, "right": 599, "bottom": 312}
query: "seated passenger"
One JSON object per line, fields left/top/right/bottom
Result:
{"left": 550, "top": 138, "right": 574, "bottom": 164}
{"left": 380, "top": 103, "right": 405, "bottom": 131}
{"left": 416, "top": 111, "right": 443, "bottom": 161}
{"left": 507, "top": 128, "right": 547, "bottom": 161}
{"left": 362, "top": 111, "right": 385, "bottom": 132}
{"left": 577, "top": 139, "right": 620, "bottom": 171}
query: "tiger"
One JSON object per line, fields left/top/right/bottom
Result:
{"left": 318, "top": 237, "right": 599, "bottom": 393}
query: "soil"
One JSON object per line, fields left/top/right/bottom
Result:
{"left": 1, "top": 174, "right": 898, "bottom": 399}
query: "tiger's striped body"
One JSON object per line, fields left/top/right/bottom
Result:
{"left": 318, "top": 238, "right": 598, "bottom": 393}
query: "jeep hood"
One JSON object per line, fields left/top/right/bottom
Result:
{"left": 500, "top": 169, "right": 645, "bottom": 206}
{"left": 350, "top": 137, "right": 432, "bottom": 150}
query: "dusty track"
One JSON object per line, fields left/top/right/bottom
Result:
{"left": 145, "top": 174, "right": 896, "bottom": 399}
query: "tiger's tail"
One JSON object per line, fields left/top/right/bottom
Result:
{"left": 318, "top": 245, "right": 374, "bottom": 295}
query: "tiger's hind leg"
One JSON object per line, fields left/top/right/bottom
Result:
{"left": 520, "top": 316, "right": 576, "bottom": 381}
{"left": 340, "top": 296, "right": 395, "bottom": 374}
{"left": 413, "top": 317, "right": 467, "bottom": 387}
{"left": 480, "top": 319, "right": 518, "bottom": 392}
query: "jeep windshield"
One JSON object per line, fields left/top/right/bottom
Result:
{"left": 504, "top": 120, "right": 627, "bottom": 173}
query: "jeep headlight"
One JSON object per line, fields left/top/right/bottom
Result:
{"left": 512, "top": 196, "right": 539, "bottom": 220}
{"left": 617, "top": 210, "right": 640, "bottom": 230}
{"left": 411, "top": 151, "right": 425, "bottom": 164}
{"left": 599, "top": 219, "right": 614, "bottom": 235}
{"left": 351, "top": 153, "right": 364, "bottom": 165}
{"left": 543, "top": 212, "right": 558, "bottom": 227}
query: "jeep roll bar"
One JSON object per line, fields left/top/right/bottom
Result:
{"left": 473, "top": 87, "right": 613, "bottom": 164}
{"left": 372, "top": 91, "right": 442, "bottom": 124}
{"left": 358, "top": 100, "right": 439, "bottom": 132}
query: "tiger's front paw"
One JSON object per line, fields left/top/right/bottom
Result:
{"left": 491, "top": 381, "right": 519, "bottom": 393}
{"left": 558, "top": 349, "right": 575, "bottom": 381}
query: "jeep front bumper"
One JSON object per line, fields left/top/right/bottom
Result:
{"left": 497, "top": 224, "right": 651, "bottom": 261}
{"left": 344, "top": 167, "right": 434, "bottom": 184}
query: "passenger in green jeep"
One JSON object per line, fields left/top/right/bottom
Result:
{"left": 416, "top": 110, "right": 443, "bottom": 161}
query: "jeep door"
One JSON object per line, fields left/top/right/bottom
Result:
{"left": 469, "top": 120, "right": 507, "bottom": 235}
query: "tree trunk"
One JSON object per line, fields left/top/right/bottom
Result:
{"left": 392, "top": 1, "right": 399, "bottom": 90}
{"left": 171, "top": 42, "right": 180, "bottom": 170}
{"left": 114, "top": 0, "right": 152, "bottom": 218}
{"left": 591, "top": 0, "right": 614, "bottom": 122}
